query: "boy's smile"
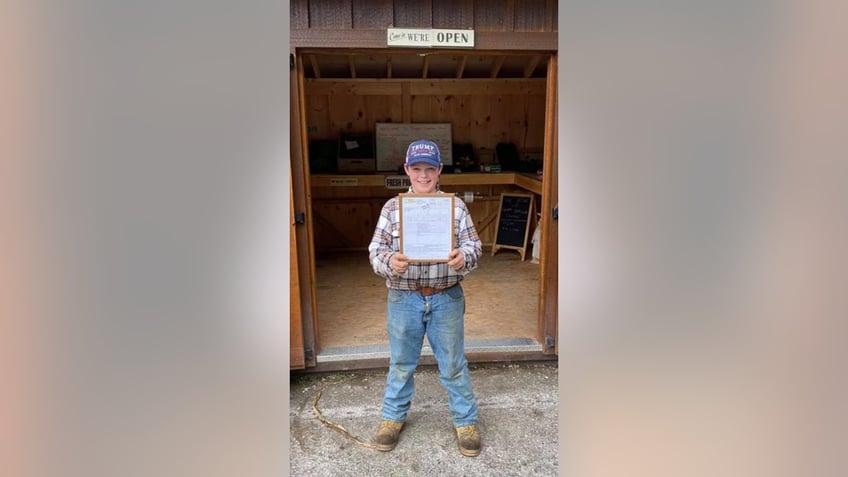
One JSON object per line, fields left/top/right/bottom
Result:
{"left": 404, "top": 163, "right": 442, "bottom": 193}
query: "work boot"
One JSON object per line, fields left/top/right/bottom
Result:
{"left": 374, "top": 420, "right": 404, "bottom": 451}
{"left": 454, "top": 424, "right": 481, "bottom": 457}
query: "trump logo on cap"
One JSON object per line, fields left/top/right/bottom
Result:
{"left": 405, "top": 139, "right": 441, "bottom": 167}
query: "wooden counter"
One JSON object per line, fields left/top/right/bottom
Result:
{"left": 310, "top": 172, "right": 542, "bottom": 195}
{"left": 309, "top": 172, "right": 543, "bottom": 251}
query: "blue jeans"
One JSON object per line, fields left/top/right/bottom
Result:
{"left": 381, "top": 284, "right": 478, "bottom": 427}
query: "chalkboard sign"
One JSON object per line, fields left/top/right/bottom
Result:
{"left": 492, "top": 193, "right": 534, "bottom": 261}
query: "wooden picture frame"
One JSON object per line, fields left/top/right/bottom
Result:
{"left": 398, "top": 193, "right": 455, "bottom": 262}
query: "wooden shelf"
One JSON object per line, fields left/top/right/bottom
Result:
{"left": 310, "top": 174, "right": 385, "bottom": 187}
{"left": 513, "top": 173, "right": 543, "bottom": 195}
{"left": 310, "top": 172, "right": 542, "bottom": 195}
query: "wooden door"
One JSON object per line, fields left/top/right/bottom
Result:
{"left": 290, "top": 181, "right": 305, "bottom": 369}
{"left": 539, "top": 54, "right": 559, "bottom": 354}
{"left": 290, "top": 50, "right": 319, "bottom": 367}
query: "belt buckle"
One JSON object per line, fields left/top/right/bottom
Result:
{"left": 419, "top": 286, "right": 437, "bottom": 296}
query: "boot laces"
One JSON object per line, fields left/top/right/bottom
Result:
{"left": 380, "top": 421, "right": 402, "bottom": 432}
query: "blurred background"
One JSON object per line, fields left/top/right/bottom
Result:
{"left": 2, "top": 1, "right": 845, "bottom": 476}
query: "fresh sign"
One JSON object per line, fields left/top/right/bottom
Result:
{"left": 385, "top": 176, "right": 411, "bottom": 189}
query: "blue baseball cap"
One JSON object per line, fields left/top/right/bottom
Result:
{"left": 405, "top": 139, "right": 441, "bottom": 167}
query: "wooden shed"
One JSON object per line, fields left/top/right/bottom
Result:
{"left": 290, "top": 0, "right": 558, "bottom": 371}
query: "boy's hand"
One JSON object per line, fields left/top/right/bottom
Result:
{"left": 448, "top": 249, "right": 465, "bottom": 271}
{"left": 390, "top": 252, "right": 409, "bottom": 275}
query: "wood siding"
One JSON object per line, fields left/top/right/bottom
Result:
{"left": 291, "top": 0, "right": 557, "bottom": 49}
{"left": 294, "top": 0, "right": 557, "bottom": 32}
{"left": 304, "top": 78, "right": 546, "bottom": 149}
{"left": 352, "top": 0, "right": 394, "bottom": 29}
{"left": 432, "top": 0, "right": 474, "bottom": 28}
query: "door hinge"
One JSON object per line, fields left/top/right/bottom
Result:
{"left": 290, "top": 53, "right": 294, "bottom": 69}
{"left": 304, "top": 348, "right": 314, "bottom": 361}
{"left": 545, "top": 336, "right": 555, "bottom": 350}
{"left": 552, "top": 205, "right": 558, "bottom": 221}
{"left": 294, "top": 212, "right": 306, "bottom": 224}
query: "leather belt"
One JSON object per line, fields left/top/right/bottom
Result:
{"left": 415, "top": 283, "right": 456, "bottom": 296}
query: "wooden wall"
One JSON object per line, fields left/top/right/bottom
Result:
{"left": 304, "top": 78, "right": 547, "bottom": 152}
{"left": 291, "top": 0, "right": 557, "bottom": 50}
{"left": 311, "top": 183, "right": 534, "bottom": 251}
{"left": 291, "top": 0, "right": 558, "bottom": 34}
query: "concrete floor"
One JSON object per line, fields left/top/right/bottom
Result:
{"left": 289, "top": 362, "right": 559, "bottom": 477}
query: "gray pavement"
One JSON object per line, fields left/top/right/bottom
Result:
{"left": 290, "top": 362, "right": 558, "bottom": 477}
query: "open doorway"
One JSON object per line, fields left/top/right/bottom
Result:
{"left": 296, "top": 48, "right": 554, "bottom": 363}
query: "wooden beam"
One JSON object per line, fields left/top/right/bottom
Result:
{"left": 291, "top": 30, "right": 557, "bottom": 50}
{"left": 300, "top": 48, "right": 552, "bottom": 58}
{"left": 348, "top": 55, "right": 356, "bottom": 78}
{"left": 475, "top": 209, "right": 501, "bottom": 235}
{"left": 289, "top": 184, "right": 304, "bottom": 370}
{"left": 304, "top": 78, "right": 546, "bottom": 96}
{"left": 456, "top": 55, "right": 467, "bottom": 79}
{"left": 490, "top": 56, "right": 505, "bottom": 78}
{"left": 304, "top": 79, "right": 404, "bottom": 96}
{"left": 308, "top": 54, "right": 321, "bottom": 79}
{"left": 291, "top": 51, "right": 319, "bottom": 365}
{"left": 539, "top": 53, "right": 558, "bottom": 354}
{"left": 523, "top": 55, "right": 542, "bottom": 78}
{"left": 408, "top": 79, "right": 545, "bottom": 96}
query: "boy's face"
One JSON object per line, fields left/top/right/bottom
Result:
{"left": 404, "top": 163, "right": 442, "bottom": 194}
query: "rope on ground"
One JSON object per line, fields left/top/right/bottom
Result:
{"left": 312, "top": 390, "right": 380, "bottom": 450}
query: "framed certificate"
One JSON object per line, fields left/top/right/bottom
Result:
{"left": 398, "top": 193, "right": 455, "bottom": 262}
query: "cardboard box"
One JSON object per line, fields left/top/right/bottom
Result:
{"left": 337, "top": 158, "right": 376, "bottom": 173}
{"left": 337, "top": 133, "right": 375, "bottom": 174}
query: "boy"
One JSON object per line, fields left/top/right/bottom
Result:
{"left": 367, "top": 139, "right": 483, "bottom": 457}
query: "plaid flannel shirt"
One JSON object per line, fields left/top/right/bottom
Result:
{"left": 368, "top": 188, "right": 481, "bottom": 290}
